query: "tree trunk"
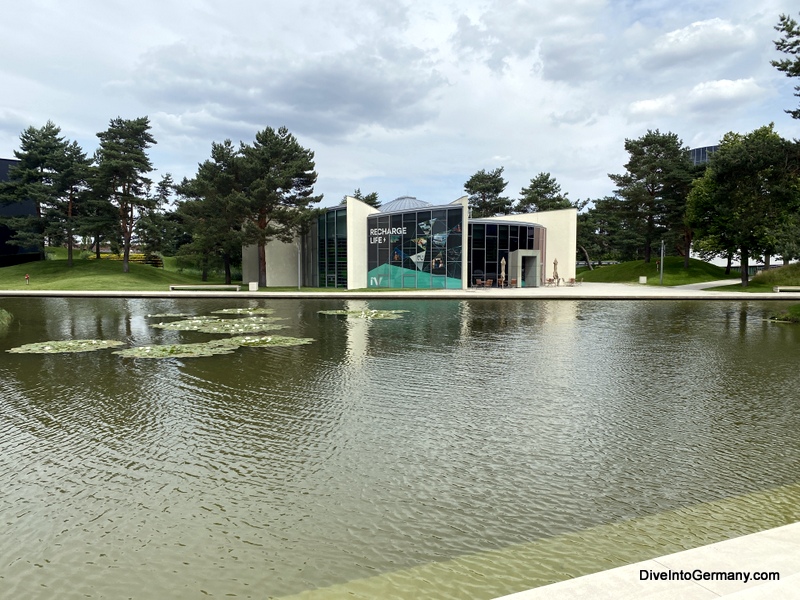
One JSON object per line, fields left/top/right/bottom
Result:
{"left": 725, "top": 253, "right": 732, "bottom": 275}
{"left": 223, "top": 254, "right": 232, "bottom": 285}
{"left": 258, "top": 241, "right": 267, "bottom": 288}
{"left": 740, "top": 251, "right": 749, "bottom": 287}
{"left": 579, "top": 245, "right": 593, "bottom": 270}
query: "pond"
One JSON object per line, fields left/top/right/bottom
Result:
{"left": 1, "top": 297, "right": 800, "bottom": 599}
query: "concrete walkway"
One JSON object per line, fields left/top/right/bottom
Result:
{"left": 495, "top": 522, "right": 800, "bottom": 599}
{"left": 2, "top": 281, "right": 799, "bottom": 300}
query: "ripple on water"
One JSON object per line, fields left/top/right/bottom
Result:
{"left": 1, "top": 299, "right": 800, "bottom": 599}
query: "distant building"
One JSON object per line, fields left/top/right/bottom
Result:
{"left": 243, "top": 194, "right": 577, "bottom": 289}
{"left": 689, "top": 146, "right": 718, "bottom": 165}
{"left": 0, "top": 158, "right": 41, "bottom": 267}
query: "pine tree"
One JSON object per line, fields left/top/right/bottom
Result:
{"left": 94, "top": 117, "right": 156, "bottom": 272}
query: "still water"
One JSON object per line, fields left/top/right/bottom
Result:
{"left": 1, "top": 297, "right": 799, "bottom": 599}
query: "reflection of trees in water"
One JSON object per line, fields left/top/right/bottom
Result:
{"left": 571, "top": 300, "right": 800, "bottom": 519}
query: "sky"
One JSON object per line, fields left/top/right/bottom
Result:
{"left": 2, "top": 0, "right": 799, "bottom": 209}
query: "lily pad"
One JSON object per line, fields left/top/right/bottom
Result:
{"left": 318, "top": 309, "right": 409, "bottom": 320}
{"left": 113, "top": 340, "right": 238, "bottom": 359}
{"left": 152, "top": 316, "right": 286, "bottom": 334}
{"left": 113, "top": 335, "right": 315, "bottom": 359}
{"left": 225, "top": 335, "right": 315, "bottom": 348}
{"left": 212, "top": 308, "right": 275, "bottom": 315}
{"left": 7, "top": 339, "right": 126, "bottom": 354}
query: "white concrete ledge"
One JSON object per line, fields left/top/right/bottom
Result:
{"left": 495, "top": 522, "right": 800, "bottom": 600}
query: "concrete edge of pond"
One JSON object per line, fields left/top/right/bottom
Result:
{"left": 493, "top": 521, "right": 800, "bottom": 600}
{"left": 2, "top": 282, "right": 800, "bottom": 301}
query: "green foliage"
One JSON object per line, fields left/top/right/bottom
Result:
{"left": 94, "top": 116, "right": 157, "bottom": 272}
{"left": 0, "top": 122, "right": 91, "bottom": 264}
{"left": 750, "top": 263, "right": 800, "bottom": 287}
{"left": 686, "top": 125, "right": 800, "bottom": 286}
{"left": 241, "top": 126, "right": 322, "bottom": 287}
{"left": 769, "top": 304, "right": 800, "bottom": 323}
{"left": 515, "top": 172, "right": 571, "bottom": 213}
{"left": 578, "top": 256, "right": 733, "bottom": 285}
{"left": 177, "top": 140, "right": 248, "bottom": 284}
{"left": 608, "top": 130, "right": 696, "bottom": 263}
{"left": 464, "top": 167, "right": 511, "bottom": 217}
{"left": 340, "top": 188, "right": 380, "bottom": 208}
{"left": 772, "top": 13, "right": 800, "bottom": 119}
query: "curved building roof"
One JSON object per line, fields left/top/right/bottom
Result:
{"left": 379, "top": 196, "right": 432, "bottom": 213}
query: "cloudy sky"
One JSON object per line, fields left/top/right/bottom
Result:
{"left": 2, "top": 0, "right": 799, "bottom": 208}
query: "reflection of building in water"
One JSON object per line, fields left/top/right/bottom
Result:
{"left": 243, "top": 195, "right": 577, "bottom": 291}
{"left": 342, "top": 300, "right": 371, "bottom": 369}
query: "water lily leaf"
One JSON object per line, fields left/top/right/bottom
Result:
{"left": 212, "top": 308, "right": 275, "bottom": 315}
{"left": 149, "top": 316, "right": 220, "bottom": 331}
{"left": 7, "top": 339, "right": 126, "bottom": 354}
{"left": 113, "top": 340, "right": 237, "bottom": 359}
{"left": 113, "top": 335, "right": 315, "bottom": 359}
{"left": 224, "top": 335, "right": 315, "bottom": 348}
{"left": 152, "top": 316, "right": 286, "bottom": 333}
{"left": 318, "top": 309, "right": 409, "bottom": 320}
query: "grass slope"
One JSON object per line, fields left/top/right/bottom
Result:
{"left": 0, "top": 259, "right": 218, "bottom": 291}
{"left": 579, "top": 257, "right": 734, "bottom": 286}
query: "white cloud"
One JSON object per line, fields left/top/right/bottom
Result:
{"left": 1, "top": 0, "right": 799, "bottom": 205}
{"left": 639, "top": 18, "right": 756, "bottom": 70}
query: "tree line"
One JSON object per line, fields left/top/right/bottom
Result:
{"left": 0, "top": 118, "right": 320, "bottom": 286}
{"left": 461, "top": 13, "right": 800, "bottom": 287}
{"left": 2, "top": 12, "right": 799, "bottom": 288}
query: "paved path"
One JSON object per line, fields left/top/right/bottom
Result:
{"left": 1, "top": 281, "right": 799, "bottom": 300}
{"left": 495, "top": 522, "right": 800, "bottom": 599}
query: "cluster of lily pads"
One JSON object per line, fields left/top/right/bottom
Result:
{"left": 5, "top": 307, "right": 314, "bottom": 358}
{"left": 318, "top": 309, "right": 409, "bottom": 320}
{"left": 113, "top": 335, "right": 313, "bottom": 359}
{"left": 8, "top": 339, "right": 126, "bottom": 354}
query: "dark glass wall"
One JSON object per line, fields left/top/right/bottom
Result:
{"left": 367, "top": 207, "right": 463, "bottom": 289}
{"left": 467, "top": 222, "right": 543, "bottom": 286}
{"left": 317, "top": 207, "right": 348, "bottom": 288}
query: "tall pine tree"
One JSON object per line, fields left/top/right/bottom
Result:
{"left": 94, "top": 116, "right": 156, "bottom": 272}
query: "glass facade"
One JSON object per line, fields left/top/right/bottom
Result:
{"left": 468, "top": 221, "right": 544, "bottom": 287}
{"left": 367, "top": 206, "right": 463, "bottom": 289}
{"left": 317, "top": 207, "right": 348, "bottom": 288}
{"left": 689, "top": 146, "right": 718, "bottom": 165}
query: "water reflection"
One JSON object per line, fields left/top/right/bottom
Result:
{"left": 1, "top": 297, "right": 800, "bottom": 598}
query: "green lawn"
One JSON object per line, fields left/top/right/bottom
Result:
{"left": 579, "top": 257, "right": 736, "bottom": 286}
{"left": 0, "top": 257, "right": 224, "bottom": 291}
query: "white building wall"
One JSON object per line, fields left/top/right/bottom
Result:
{"left": 485, "top": 208, "right": 578, "bottom": 281}
{"left": 242, "top": 239, "right": 299, "bottom": 288}
{"left": 242, "top": 244, "right": 259, "bottom": 286}
{"left": 452, "top": 195, "right": 470, "bottom": 289}
{"left": 345, "top": 196, "right": 381, "bottom": 290}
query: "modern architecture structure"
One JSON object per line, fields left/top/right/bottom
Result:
{"left": 689, "top": 145, "right": 718, "bottom": 165}
{"left": 243, "top": 194, "right": 577, "bottom": 290}
{"left": 0, "top": 158, "right": 41, "bottom": 267}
